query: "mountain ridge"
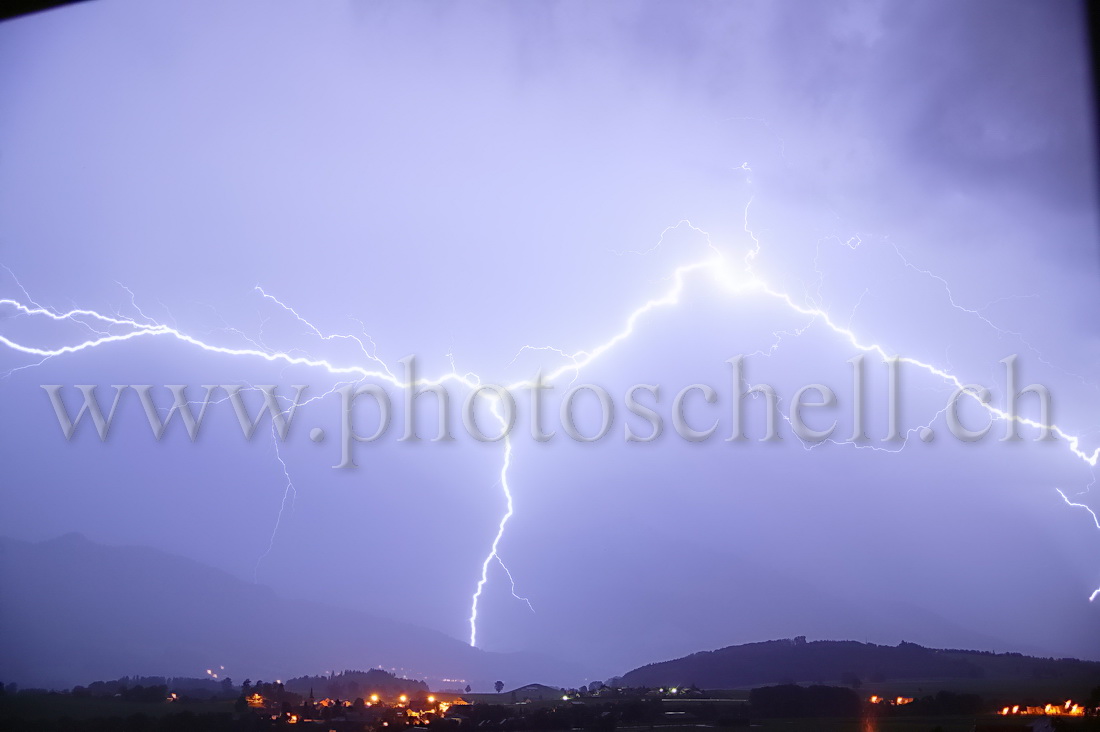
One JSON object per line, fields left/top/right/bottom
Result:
{"left": 0, "top": 533, "right": 583, "bottom": 690}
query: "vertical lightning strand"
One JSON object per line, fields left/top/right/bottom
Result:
{"left": 240, "top": 292, "right": 534, "bottom": 640}
{"left": 254, "top": 420, "right": 297, "bottom": 582}
{"left": 468, "top": 399, "right": 515, "bottom": 647}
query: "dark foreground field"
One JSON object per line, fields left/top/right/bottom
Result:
{"left": 647, "top": 720, "right": 1098, "bottom": 732}
{"left": 0, "top": 693, "right": 232, "bottom": 720}
{"left": 4, "top": 692, "right": 1100, "bottom": 732}
{"left": 0, "top": 694, "right": 241, "bottom": 731}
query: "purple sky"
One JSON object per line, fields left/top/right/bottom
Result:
{"left": 1, "top": 0, "right": 1098, "bottom": 681}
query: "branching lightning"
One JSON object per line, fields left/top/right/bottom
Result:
{"left": 1, "top": 203, "right": 1098, "bottom": 651}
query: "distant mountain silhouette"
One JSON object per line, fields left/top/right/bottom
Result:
{"left": 0, "top": 534, "right": 583, "bottom": 689}
{"left": 620, "top": 637, "right": 1100, "bottom": 689}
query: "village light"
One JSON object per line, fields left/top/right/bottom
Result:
{"left": 399, "top": 694, "right": 408, "bottom": 703}
{"left": 371, "top": 694, "right": 380, "bottom": 703}
{"left": 428, "top": 696, "right": 435, "bottom": 703}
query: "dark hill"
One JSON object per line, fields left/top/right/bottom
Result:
{"left": 620, "top": 637, "right": 1100, "bottom": 689}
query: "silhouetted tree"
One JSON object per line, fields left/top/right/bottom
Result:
{"left": 494, "top": 681, "right": 504, "bottom": 693}
{"left": 465, "top": 685, "right": 471, "bottom": 694}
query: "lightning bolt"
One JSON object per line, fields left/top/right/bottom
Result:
{"left": 255, "top": 421, "right": 297, "bottom": 583}
{"left": 1057, "top": 488, "right": 1100, "bottom": 531}
{"left": 1, "top": 202, "right": 1098, "bottom": 653}
{"left": 469, "top": 406, "right": 517, "bottom": 647}
{"left": 497, "top": 554, "right": 535, "bottom": 613}
{"left": 1055, "top": 489, "right": 1100, "bottom": 603}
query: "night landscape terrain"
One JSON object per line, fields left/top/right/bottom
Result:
{"left": 2, "top": 534, "right": 1098, "bottom": 729}
{"left": 2, "top": 1, "right": 1100, "bottom": 731}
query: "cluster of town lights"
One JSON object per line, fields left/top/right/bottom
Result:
{"left": 871, "top": 694, "right": 1087, "bottom": 716}
{"left": 239, "top": 686, "right": 451, "bottom": 713}
{"left": 1000, "top": 700, "right": 1085, "bottom": 716}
